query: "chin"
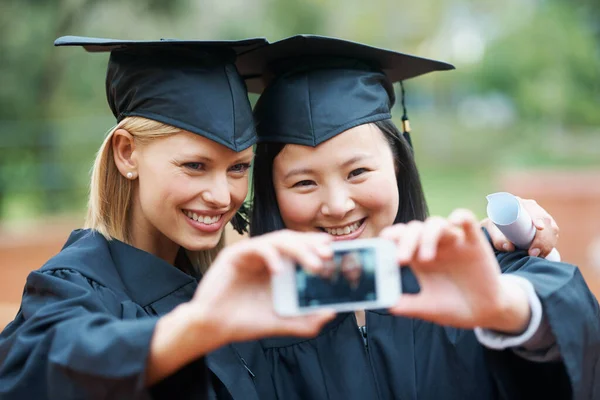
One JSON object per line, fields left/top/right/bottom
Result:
{"left": 183, "top": 232, "right": 223, "bottom": 252}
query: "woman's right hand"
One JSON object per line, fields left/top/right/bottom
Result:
{"left": 147, "top": 230, "right": 336, "bottom": 385}
{"left": 190, "top": 230, "right": 336, "bottom": 346}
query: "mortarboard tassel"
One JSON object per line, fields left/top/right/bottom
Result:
{"left": 399, "top": 81, "right": 413, "bottom": 151}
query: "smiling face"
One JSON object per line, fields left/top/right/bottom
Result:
{"left": 273, "top": 123, "right": 399, "bottom": 241}
{"left": 125, "top": 131, "right": 253, "bottom": 260}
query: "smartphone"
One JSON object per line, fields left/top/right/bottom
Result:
{"left": 272, "top": 238, "right": 401, "bottom": 316}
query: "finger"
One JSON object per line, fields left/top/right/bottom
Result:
{"left": 418, "top": 217, "right": 460, "bottom": 262}
{"left": 485, "top": 221, "right": 515, "bottom": 252}
{"left": 533, "top": 218, "right": 546, "bottom": 230}
{"left": 380, "top": 223, "right": 411, "bottom": 263}
{"left": 380, "top": 223, "right": 407, "bottom": 241}
{"left": 448, "top": 208, "right": 481, "bottom": 242}
{"left": 306, "top": 233, "right": 334, "bottom": 259}
{"left": 264, "top": 231, "right": 330, "bottom": 274}
{"left": 230, "top": 232, "right": 320, "bottom": 275}
{"left": 541, "top": 216, "right": 553, "bottom": 231}
{"left": 550, "top": 218, "right": 560, "bottom": 233}
{"left": 520, "top": 198, "right": 552, "bottom": 231}
{"left": 395, "top": 221, "right": 424, "bottom": 265}
{"left": 528, "top": 246, "right": 542, "bottom": 258}
{"left": 279, "top": 231, "right": 334, "bottom": 260}
{"left": 226, "top": 241, "right": 285, "bottom": 275}
{"left": 529, "top": 217, "right": 554, "bottom": 257}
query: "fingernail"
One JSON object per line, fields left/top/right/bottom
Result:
{"left": 530, "top": 248, "right": 541, "bottom": 257}
{"left": 535, "top": 218, "right": 545, "bottom": 229}
{"left": 502, "top": 242, "right": 510, "bottom": 251}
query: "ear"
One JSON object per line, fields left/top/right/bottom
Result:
{"left": 112, "top": 129, "right": 138, "bottom": 179}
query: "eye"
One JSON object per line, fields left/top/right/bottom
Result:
{"left": 184, "top": 162, "right": 204, "bottom": 171}
{"left": 292, "top": 180, "right": 316, "bottom": 188}
{"left": 229, "top": 163, "right": 251, "bottom": 173}
{"left": 348, "top": 168, "right": 368, "bottom": 178}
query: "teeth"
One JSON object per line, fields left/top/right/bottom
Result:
{"left": 183, "top": 211, "right": 222, "bottom": 225}
{"left": 324, "top": 221, "right": 362, "bottom": 236}
{"left": 203, "top": 215, "right": 217, "bottom": 224}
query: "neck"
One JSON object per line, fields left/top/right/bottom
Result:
{"left": 128, "top": 196, "right": 179, "bottom": 265}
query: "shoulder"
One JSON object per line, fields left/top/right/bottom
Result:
{"left": 21, "top": 231, "right": 131, "bottom": 316}
{"left": 37, "top": 229, "right": 125, "bottom": 291}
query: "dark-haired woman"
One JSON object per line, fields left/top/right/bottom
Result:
{"left": 237, "top": 35, "right": 600, "bottom": 400}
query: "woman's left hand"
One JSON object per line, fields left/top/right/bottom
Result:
{"left": 381, "top": 209, "right": 531, "bottom": 333}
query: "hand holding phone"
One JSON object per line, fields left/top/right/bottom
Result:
{"left": 271, "top": 238, "right": 401, "bottom": 316}
{"left": 381, "top": 210, "right": 531, "bottom": 332}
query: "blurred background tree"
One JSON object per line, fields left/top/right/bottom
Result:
{"left": 0, "top": 0, "right": 186, "bottom": 217}
{"left": 0, "top": 0, "right": 598, "bottom": 221}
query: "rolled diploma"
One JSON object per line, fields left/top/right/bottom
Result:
{"left": 486, "top": 192, "right": 561, "bottom": 262}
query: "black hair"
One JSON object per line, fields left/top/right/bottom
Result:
{"left": 249, "top": 119, "right": 429, "bottom": 237}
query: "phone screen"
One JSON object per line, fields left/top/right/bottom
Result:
{"left": 296, "top": 248, "right": 378, "bottom": 308}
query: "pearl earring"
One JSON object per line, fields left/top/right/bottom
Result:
{"left": 126, "top": 172, "right": 133, "bottom": 179}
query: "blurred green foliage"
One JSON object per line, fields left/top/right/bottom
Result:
{"left": 0, "top": 0, "right": 598, "bottom": 221}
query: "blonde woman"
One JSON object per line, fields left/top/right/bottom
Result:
{"left": 0, "top": 37, "right": 334, "bottom": 400}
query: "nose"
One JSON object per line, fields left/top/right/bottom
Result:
{"left": 201, "top": 173, "right": 231, "bottom": 209}
{"left": 320, "top": 187, "right": 355, "bottom": 219}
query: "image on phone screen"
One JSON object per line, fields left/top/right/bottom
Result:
{"left": 296, "top": 248, "right": 377, "bottom": 307}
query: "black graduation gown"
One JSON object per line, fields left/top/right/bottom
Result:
{"left": 0, "top": 229, "right": 255, "bottom": 400}
{"left": 225, "top": 250, "right": 600, "bottom": 400}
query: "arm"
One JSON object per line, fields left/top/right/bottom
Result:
{"left": 146, "top": 303, "right": 222, "bottom": 385}
{"left": 1, "top": 231, "right": 336, "bottom": 400}
{"left": 495, "top": 251, "right": 600, "bottom": 398}
{"left": 0, "top": 269, "right": 173, "bottom": 400}
{"left": 474, "top": 274, "right": 561, "bottom": 361}
{"left": 382, "top": 210, "right": 600, "bottom": 399}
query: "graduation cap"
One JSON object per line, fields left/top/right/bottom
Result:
{"left": 55, "top": 36, "right": 268, "bottom": 234}
{"left": 55, "top": 35, "right": 269, "bottom": 152}
{"left": 236, "top": 34, "right": 454, "bottom": 147}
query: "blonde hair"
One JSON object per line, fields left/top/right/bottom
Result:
{"left": 85, "top": 116, "right": 224, "bottom": 273}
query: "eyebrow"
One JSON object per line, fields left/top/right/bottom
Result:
{"left": 180, "top": 154, "right": 214, "bottom": 163}
{"left": 283, "top": 167, "right": 315, "bottom": 181}
{"left": 179, "top": 153, "right": 254, "bottom": 164}
{"left": 340, "top": 154, "right": 371, "bottom": 168}
{"left": 283, "top": 154, "right": 372, "bottom": 181}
